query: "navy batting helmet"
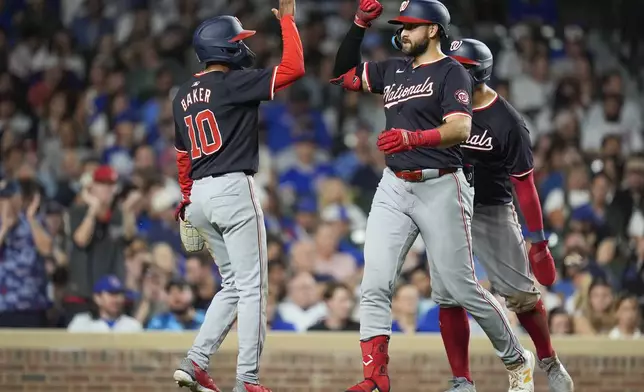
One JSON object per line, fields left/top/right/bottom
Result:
{"left": 193, "top": 16, "right": 256, "bottom": 69}
{"left": 443, "top": 38, "right": 493, "bottom": 85}
{"left": 390, "top": 0, "right": 451, "bottom": 50}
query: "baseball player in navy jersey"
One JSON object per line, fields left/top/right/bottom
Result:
{"left": 171, "top": 1, "right": 304, "bottom": 391}
{"left": 440, "top": 39, "right": 574, "bottom": 392}
{"left": 330, "top": 1, "right": 535, "bottom": 391}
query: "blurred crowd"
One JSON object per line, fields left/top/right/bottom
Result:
{"left": 0, "top": 0, "right": 642, "bottom": 340}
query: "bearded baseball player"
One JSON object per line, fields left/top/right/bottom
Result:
{"left": 441, "top": 38, "right": 574, "bottom": 392}
{"left": 331, "top": 1, "right": 535, "bottom": 391}
{"left": 171, "top": 1, "right": 304, "bottom": 391}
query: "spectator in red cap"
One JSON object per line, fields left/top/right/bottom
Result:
{"left": 63, "top": 165, "right": 141, "bottom": 316}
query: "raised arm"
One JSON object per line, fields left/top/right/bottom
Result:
{"left": 271, "top": 0, "right": 305, "bottom": 93}
{"left": 329, "top": 0, "right": 383, "bottom": 92}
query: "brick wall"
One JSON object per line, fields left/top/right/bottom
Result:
{"left": 0, "top": 331, "right": 643, "bottom": 392}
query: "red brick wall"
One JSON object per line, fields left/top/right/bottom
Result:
{"left": 0, "top": 331, "right": 642, "bottom": 392}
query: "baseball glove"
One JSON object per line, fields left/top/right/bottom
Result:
{"left": 179, "top": 218, "right": 205, "bottom": 253}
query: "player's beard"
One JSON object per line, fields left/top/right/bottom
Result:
{"left": 402, "top": 37, "right": 430, "bottom": 58}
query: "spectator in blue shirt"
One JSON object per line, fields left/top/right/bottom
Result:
{"left": 0, "top": 0, "right": 24, "bottom": 35}
{"left": 102, "top": 116, "right": 137, "bottom": 176}
{"left": 278, "top": 134, "right": 335, "bottom": 202}
{"left": 147, "top": 278, "right": 205, "bottom": 331}
{"left": 262, "top": 86, "right": 331, "bottom": 154}
{"left": 508, "top": 0, "right": 558, "bottom": 24}
{"left": 406, "top": 266, "right": 435, "bottom": 315}
{"left": 0, "top": 179, "right": 51, "bottom": 327}
{"left": 282, "top": 197, "right": 320, "bottom": 245}
{"left": 70, "top": 0, "right": 114, "bottom": 52}
{"left": 568, "top": 172, "right": 613, "bottom": 243}
{"left": 333, "top": 124, "right": 374, "bottom": 182}
{"left": 184, "top": 255, "right": 219, "bottom": 311}
{"left": 320, "top": 204, "right": 365, "bottom": 267}
{"left": 140, "top": 67, "right": 175, "bottom": 131}
{"left": 267, "top": 293, "right": 296, "bottom": 332}
{"left": 67, "top": 275, "right": 142, "bottom": 332}
{"left": 391, "top": 284, "right": 433, "bottom": 333}
{"left": 138, "top": 180, "right": 184, "bottom": 254}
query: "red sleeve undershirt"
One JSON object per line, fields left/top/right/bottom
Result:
{"left": 176, "top": 16, "right": 303, "bottom": 199}
{"left": 273, "top": 15, "right": 305, "bottom": 93}
{"left": 176, "top": 150, "right": 193, "bottom": 201}
{"left": 510, "top": 171, "right": 544, "bottom": 233}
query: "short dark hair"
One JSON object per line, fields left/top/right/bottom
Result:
{"left": 266, "top": 232, "right": 284, "bottom": 247}
{"left": 392, "top": 282, "right": 416, "bottom": 299}
{"left": 601, "top": 133, "right": 621, "bottom": 148}
{"left": 268, "top": 259, "right": 286, "bottom": 273}
{"left": 165, "top": 277, "right": 189, "bottom": 292}
{"left": 613, "top": 293, "right": 638, "bottom": 311}
{"left": 547, "top": 307, "right": 570, "bottom": 328}
{"left": 187, "top": 253, "right": 211, "bottom": 268}
{"left": 17, "top": 178, "right": 42, "bottom": 199}
{"left": 588, "top": 277, "right": 611, "bottom": 295}
{"left": 404, "top": 265, "right": 429, "bottom": 280}
{"left": 323, "top": 282, "right": 351, "bottom": 301}
{"left": 591, "top": 171, "right": 612, "bottom": 184}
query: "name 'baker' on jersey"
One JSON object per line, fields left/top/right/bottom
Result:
{"left": 171, "top": 2, "right": 305, "bottom": 392}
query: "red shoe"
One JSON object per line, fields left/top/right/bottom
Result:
{"left": 346, "top": 335, "right": 390, "bottom": 392}
{"left": 240, "top": 382, "right": 273, "bottom": 392}
{"left": 173, "top": 358, "right": 221, "bottom": 392}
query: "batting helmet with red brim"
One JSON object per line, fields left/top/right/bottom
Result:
{"left": 388, "top": 0, "right": 450, "bottom": 36}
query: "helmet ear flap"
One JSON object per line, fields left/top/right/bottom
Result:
{"left": 439, "top": 24, "right": 448, "bottom": 38}
{"left": 391, "top": 28, "right": 403, "bottom": 51}
{"left": 236, "top": 42, "right": 256, "bottom": 68}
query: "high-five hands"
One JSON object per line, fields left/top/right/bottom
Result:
{"left": 272, "top": 0, "right": 296, "bottom": 20}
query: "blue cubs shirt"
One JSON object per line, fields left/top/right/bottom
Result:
{"left": 279, "top": 163, "right": 335, "bottom": 198}
{"left": 146, "top": 310, "right": 206, "bottom": 331}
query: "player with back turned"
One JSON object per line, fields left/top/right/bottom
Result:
{"left": 440, "top": 38, "right": 575, "bottom": 392}
{"left": 171, "top": 1, "right": 305, "bottom": 392}
{"left": 331, "top": 1, "right": 535, "bottom": 391}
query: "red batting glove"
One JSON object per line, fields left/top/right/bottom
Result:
{"left": 377, "top": 128, "right": 442, "bottom": 154}
{"left": 377, "top": 129, "right": 414, "bottom": 154}
{"left": 329, "top": 67, "right": 362, "bottom": 91}
{"left": 354, "top": 0, "right": 383, "bottom": 28}
{"left": 174, "top": 197, "right": 191, "bottom": 222}
{"left": 528, "top": 241, "right": 556, "bottom": 286}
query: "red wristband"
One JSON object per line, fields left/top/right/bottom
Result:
{"left": 419, "top": 129, "right": 442, "bottom": 147}
{"left": 353, "top": 17, "right": 369, "bottom": 28}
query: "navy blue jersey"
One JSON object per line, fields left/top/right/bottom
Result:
{"left": 173, "top": 67, "right": 278, "bottom": 179}
{"left": 362, "top": 56, "right": 473, "bottom": 170}
{"left": 462, "top": 93, "right": 533, "bottom": 205}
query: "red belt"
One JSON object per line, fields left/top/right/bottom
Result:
{"left": 394, "top": 167, "right": 458, "bottom": 182}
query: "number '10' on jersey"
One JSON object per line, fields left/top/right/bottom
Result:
{"left": 173, "top": 68, "right": 278, "bottom": 180}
